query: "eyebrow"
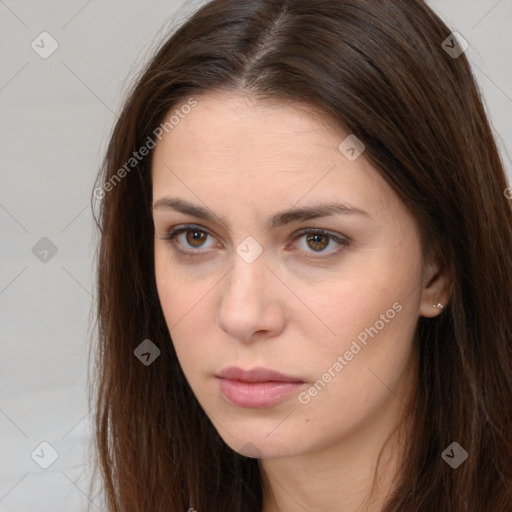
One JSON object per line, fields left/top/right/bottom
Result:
{"left": 152, "top": 197, "right": 371, "bottom": 230}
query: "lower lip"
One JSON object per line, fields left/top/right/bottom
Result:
{"left": 218, "top": 378, "right": 304, "bottom": 408}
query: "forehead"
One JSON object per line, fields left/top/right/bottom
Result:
{"left": 156, "top": 91, "right": 344, "bottom": 167}
{"left": 151, "top": 90, "right": 396, "bottom": 220}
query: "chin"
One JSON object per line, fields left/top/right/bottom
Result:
{"left": 211, "top": 419, "right": 305, "bottom": 459}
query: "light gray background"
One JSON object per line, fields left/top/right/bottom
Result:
{"left": 1, "top": 1, "right": 511, "bottom": 510}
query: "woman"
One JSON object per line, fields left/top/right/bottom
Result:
{"left": 90, "top": 0, "right": 512, "bottom": 510}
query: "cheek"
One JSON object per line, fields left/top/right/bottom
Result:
{"left": 154, "top": 244, "right": 213, "bottom": 323}
{"left": 291, "top": 282, "right": 420, "bottom": 450}
{"left": 296, "top": 242, "right": 423, "bottom": 389}
{"left": 154, "top": 245, "right": 219, "bottom": 369}
{"left": 291, "top": 286, "right": 416, "bottom": 396}
{"left": 154, "top": 249, "right": 179, "bottom": 326}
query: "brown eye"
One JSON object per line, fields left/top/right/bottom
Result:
{"left": 292, "top": 229, "right": 350, "bottom": 257}
{"left": 306, "top": 233, "right": 330, "bottom": 252}
{"left": 162, "top": 225, "right": 217, "bottom": 254}
{"left": 185, "top": 229, "right": 208, "bottom": 247}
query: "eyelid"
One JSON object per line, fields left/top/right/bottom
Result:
{"left": 159, "top": 223, "right": 350, "bottom": 257}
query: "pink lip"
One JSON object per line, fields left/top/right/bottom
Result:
{"left": 216, "top": 366, "right": 305, "bottom": 408}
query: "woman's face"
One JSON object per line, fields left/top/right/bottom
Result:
{"left": 152, "top": 90, "right": 443, "bottom": 459}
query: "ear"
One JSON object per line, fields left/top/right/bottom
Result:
{"left": 419, "top": 256, "right": 452, "bottom": 318}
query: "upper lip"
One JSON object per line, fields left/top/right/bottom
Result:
{"left": 217, "top": 366, "right": 304, "bottom": 383}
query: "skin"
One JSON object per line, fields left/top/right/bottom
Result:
{"left": 152, "top": 90, "right": 451, "bottom": 512}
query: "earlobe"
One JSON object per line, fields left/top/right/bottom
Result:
{"left": 419, "top": 259, "right": 452, "bottom": 318}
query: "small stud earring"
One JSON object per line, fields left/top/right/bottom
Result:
{"left": 432, "top": 302, "right": 444, "bottom": 309}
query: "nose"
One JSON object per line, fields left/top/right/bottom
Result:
{"left": 217, "top": 256, "right": 286, "bottom": 343}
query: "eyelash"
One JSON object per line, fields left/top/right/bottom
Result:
{"left": 159, "top": 223, "right": 350, "bottom": 259}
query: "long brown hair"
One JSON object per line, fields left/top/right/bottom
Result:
{"left": 89, "top": 0, "right": 512, "bottom": 510}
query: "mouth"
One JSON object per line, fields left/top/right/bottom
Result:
{"left": 216, "top": 366, "right": 305, "bottom": 409}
